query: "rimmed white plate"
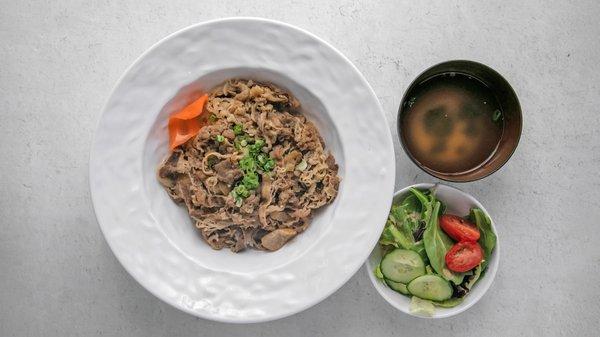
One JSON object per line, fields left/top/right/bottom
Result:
{"left": 90, "top": 18, "right": 395, "bottom": 323}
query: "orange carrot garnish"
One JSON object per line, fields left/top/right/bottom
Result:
{"left": 168, "top": 94, "right": 208, "bottom": 150}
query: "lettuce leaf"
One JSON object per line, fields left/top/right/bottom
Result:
{"left": 378, "top": 190, "right": 431, "bottom": 263}
{"left": 470, "top": 208, "right": 497, "bottom": 270}
{"left": 423, "top": 201, "right": 465, "bottom": 285}
{"left": 409, "top": 296, "right": 435, "bottom": 316}
{"left": 465, "top": 264, "right": 482, "bottom": 290}
{"left": 374, "top": 264, "right": 384, "bottom": 280}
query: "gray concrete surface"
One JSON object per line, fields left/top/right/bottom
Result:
{"left": 1, "top": 1, "right": 599, "bottom": 336}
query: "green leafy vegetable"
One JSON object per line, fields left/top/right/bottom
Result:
{"left": 438, "top": 199, "right": 447, "bottom": 215}
{"left": 378, "top": 224, "right": 397, "bottom": 247}
{"left": 378, "top": 189, "right": 433, "bottom": 263}
{"left": 409, "top": 188, "right": 433, "bottom": 222}
{"left": 423, "top": 201, "right": 465, "bottom": 285}
{"left": 465, "top": 264, "right": 482, "bottom": 290}
{"left": 384, "top": 222, "right": 414, "bottom": 251}
{"left": 470, "top": 208, "right": 497, "bottom": 269}
{"left": 412, "top": 241, "right": 428, "bottom": 264}
{"left": 374, "top": 264, "right": 384, "bottom": 279}
{"left": 409, "top": 296, "right": 435, "bottom": 316}
{"left": 393, "top": 195, "right": 421, "bottom": 234}
{"left": 399, "top": 193, "right": 421, "bottom": 216}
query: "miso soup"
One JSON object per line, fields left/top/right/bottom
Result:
{"left": 401, "top": 73, "right": 504, "bottom": 174}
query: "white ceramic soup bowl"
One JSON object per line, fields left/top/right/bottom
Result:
{"left": 365, "top": 183, "right": 499, "bottom": 318}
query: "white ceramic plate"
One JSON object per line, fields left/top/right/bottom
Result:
{"left": 365, "top": 183, "right": 499, "bottom": 318}
{"left": 90, "top": 18, "right": 395, "bottom": 323}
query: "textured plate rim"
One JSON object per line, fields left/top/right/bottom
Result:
{"left": 89, "top": 17, "right": 395, "bottom": 323}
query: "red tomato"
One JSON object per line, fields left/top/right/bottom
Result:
{"left": 440, "top": 214, "right": 480, "bottom": 242}
{"left": 445, "top": 241, "right": 483, "bottom": 272}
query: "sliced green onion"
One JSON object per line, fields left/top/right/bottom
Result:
{"left": 257, "top": 154, "right": 267, "bottom": 165}
{"left": 248, "top": 138, "right": 265, "bottom": 154}
{"left": 492, "top": 109, "right": 502, "bottom": 122}
{"left": 233, "top": 137, "right": 277, "bottom": 207}
{"left": 262, "top": 158, "right": 275, "bottom": 172}
{"left": 233, "top": 124, "right": 244, "bottom": 135}
{"left": 233, "top": 184, "right": 250, "bottom": 198}
{"left": 215, "top": 135, "right": 225, "bottom": 142}
{"left": 238, "top": 155, "right": 256, "bottom": 173}
{"left": 242, "top": 171, "right": 259, "bottom": 190}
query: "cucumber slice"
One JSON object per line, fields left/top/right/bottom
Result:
{"left": 407, "top": 274, "right": 453, "bottom": 302}
{"left": 380, "top": 249, "right": 425, "bottom": 284}
{"left": 385, "top": 279, "right": 409, "bottom": 295}
{"left": 432, "top": 297, "right": 463, "bottom": 308}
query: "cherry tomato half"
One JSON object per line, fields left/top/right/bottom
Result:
{"left": 440, "top": 214, "right": 480, "bottom": 242}
{"left": 445, "top": 241, "right": 483, "bottom": 272}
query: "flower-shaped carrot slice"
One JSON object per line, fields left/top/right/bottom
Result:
{"left": 168, "top": 94, "right": 208, "bottom": 150}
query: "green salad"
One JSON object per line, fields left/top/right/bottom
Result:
{"left": 374, "top": 187, "right": 497, "bottom": 316}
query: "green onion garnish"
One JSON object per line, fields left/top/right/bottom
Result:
{"left": 231, "top": 135, "right": 276, "bottom": 206}
{"left": 233, "top": 124, "right": 244, "bottom": 135}
{"left": 241, "top": 171, "right": 259, "bottom": 190}
{"left": 238, "top": 155, "right": 256, "bottom": 173}
{"left": 262, "top": 158, "right": 275, "bottom": 172}
{"left": 492, "top": 109, "right": 502, "bottom": 122}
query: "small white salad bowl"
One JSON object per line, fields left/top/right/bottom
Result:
{"left": 365, "top": 183, "right": 500, "bottom": 318}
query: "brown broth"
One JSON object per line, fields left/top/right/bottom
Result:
{"left": 401, "top": 73, "right": 504, "bottom": 174}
